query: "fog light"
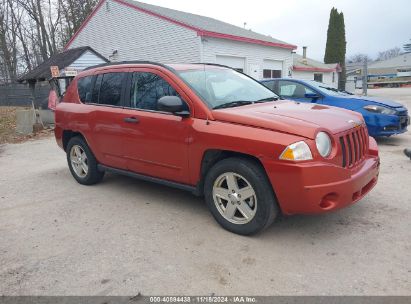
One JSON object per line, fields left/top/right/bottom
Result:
{"left": 319, "top": 193, "right": 338, "bottom": 210}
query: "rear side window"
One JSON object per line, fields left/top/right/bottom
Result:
{"left": 98, "top": 72, "right": 126, "bottom": 106}
{"left": 77, "top": 76, "right": 93, "bottom": 103}
{"left": 92, "top": 74, "right": 103, "bottom": 103}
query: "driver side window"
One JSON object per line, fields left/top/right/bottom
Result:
{"left": 278, "top": 80, "right": 314, "bottom": 99}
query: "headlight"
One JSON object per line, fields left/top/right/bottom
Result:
{"left": 315, "top": 132, "right": 332, "bottom": 158}
{"left": 364, "top": 105, "right": 396, "bottom": 115}
{"left": 280, "top": 141, "right": 313, "bottom": 161}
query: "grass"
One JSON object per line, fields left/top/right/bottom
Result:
{"left": 0, "top": 106, "right": 53, "bottom": 144}
{"left": 0, "top": 107, "right": 18, "bottom": 144}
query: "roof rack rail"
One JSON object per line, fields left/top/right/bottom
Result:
{"left": 84, "top": 60, "right": 175, "bottom": 71}
{"left": 84, "top": 61, "right": 235, "bottom": 72}
{"left": 192, "top": 62, "right": 233, "bottom": 69}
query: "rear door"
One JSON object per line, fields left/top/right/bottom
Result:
{"left": 120, "top": 68, "right": 192, "bottom": 184}
{"left": 87, "top": 70, "right": 130, "bottom": 170}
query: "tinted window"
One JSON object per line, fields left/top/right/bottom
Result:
{"left": 92, "top": 74, "right": 102, "bottom": 103}
{"left": 314, "top": 73, "right": 323, "bottom": 82}
{"left": 98, "top": 72, "right": 126, "bottom": 106}
{"left": 77, "top": 76, "right": 93, "bottom": 103}
{"left": 129, "top": 72, "right": 182, "bottom": 111}
{"left": 278, "top": 80, "right": 314, "bottom": 98}
{"left": 263, "top": 69, "right": 282, "bottom": 79}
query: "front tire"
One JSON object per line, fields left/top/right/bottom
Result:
{"left": 204, "top": 157, "right": 279, "bottom": 235}
{"left": 66, "top": 136, "right": 104, "bottom": 185}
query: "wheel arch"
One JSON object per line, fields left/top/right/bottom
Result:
{"left": 197, "top": 149, "right": 275, "bottom": 198}
{"left": 62, "top": 130, "right": 87, "bottom": 152}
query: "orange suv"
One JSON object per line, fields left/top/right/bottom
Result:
{"left": 55, "top": 62, "right": 379, "bottom": 235}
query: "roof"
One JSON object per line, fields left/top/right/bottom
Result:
{"left": 346, "top": 53, "right": 411, "bottom": 76}
{"left": 368, "top": 52, "right": 411, "bottom": 69}
{"left": 19, "top": 46, "right": 108, "bottom": 82}
{"left": 293, "top": 54, "right": 339, "bottom": 73}
{"left": 65, "top": 0, "right": 296, "bottom": 50}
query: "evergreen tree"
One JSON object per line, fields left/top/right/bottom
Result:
{"left": 324, "top": 8, "right": 346, "bottom": 90}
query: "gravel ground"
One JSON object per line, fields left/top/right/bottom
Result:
{"left": 0, "top": 88, "right": 410, "bottom": 296}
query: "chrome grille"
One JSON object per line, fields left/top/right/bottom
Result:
{"left": 339, "top": 125, "right": 368, "bottom": 168}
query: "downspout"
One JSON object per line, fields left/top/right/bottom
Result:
{"left": 198, "top": 35, "right": 204, "bottom": 63}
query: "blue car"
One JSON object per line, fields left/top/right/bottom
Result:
{"left": 261, "top": 78, "right": 410, "bottom": 137}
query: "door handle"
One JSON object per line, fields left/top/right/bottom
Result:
{"left": 123, "top": 117, "right": 139, "bottom": 123}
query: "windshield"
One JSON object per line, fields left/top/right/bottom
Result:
{"left": 178, "top": 67, "right": 279, "bottom": 109}
{"left": 306, "top": 80, "right": 353, "bottom": 96}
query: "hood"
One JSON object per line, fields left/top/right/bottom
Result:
{"left": 212, "top": 100, "right": 362, "bottom": 139}
{"left": 340, "top": 95, "right": 404, "bottom": 108}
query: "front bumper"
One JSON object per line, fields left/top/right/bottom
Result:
{"left": 263, "top": 155, "right": 380, "bottom": 215}
{"left": 366, "top": 114, "right": 409, "bottom": 137}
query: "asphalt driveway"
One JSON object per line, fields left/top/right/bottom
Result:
{"left": 0, "top": 88, "right": 410, "bottom": 296}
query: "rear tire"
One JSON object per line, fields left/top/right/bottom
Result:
{"left": 204, "top": 157, "right": 279, "bottom": 235}
{"left": 66, "top": 136, "right": 104, "bottom": 185}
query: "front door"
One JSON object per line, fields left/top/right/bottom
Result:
{"left": 121, "top": 70, "right": 191, "bottom": 184}
{"left": 277, "top": 80, "right": 320, "bottom": 103}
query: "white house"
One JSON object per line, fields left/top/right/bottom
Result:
{"left": 20, "top": 46, "right": 108, "bottom": 82}
{"left": 291, "top": 47, "right": 340, "bottom": 88}
{"left": 65, "top": 0, "right": 296, "bottom": 80}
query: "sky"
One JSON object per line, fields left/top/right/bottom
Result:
{"left": 139, "top": 0, "right": 411, "bottom": 61}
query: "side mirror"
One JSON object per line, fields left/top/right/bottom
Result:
{"left": 157, "top": 96, "right": 189, "bottom": 117}
{"left": 305, "top": 93, "right": 320, "bottom": 101}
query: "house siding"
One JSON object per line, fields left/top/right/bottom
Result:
{"left": 292, "top": 70, "right": 338, "bottom": 88}
{"left": 68, "top": 0, "right": 200, "bottom": 63}
{"left": 201, "top": 37, "right": 293, "bottom": 79}
{"left": 67, "top": 50, "right": 107, "bottom": 70}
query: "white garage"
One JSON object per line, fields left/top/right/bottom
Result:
{"left": 65, "top": 0, "right": 296, "bottom": 80}
{"left": 216, "top": 55, "right": 246, "bottom": 73}
{"left": 263, "top": 59, "right": 284, "bottom": 79}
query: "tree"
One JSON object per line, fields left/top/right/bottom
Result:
{"left": 376, "top": 47, "right": 401, "bottom": 61}
{"left": 0, "top": 0, "right": 19, "bottom": 82}
{"left": 0, "top": 0, "right": 98, "bottom": 82}
{"left": 324, "top": 8, "right": 346, "bottom": 90}
{"left": 58, "top": 0, "right": 98, "bottom": 45}
{"left": 403, "top": 39, "right": 411, "bottom": 53}
{"left": 347, "top": 53, "right": 372, "bottom": 64}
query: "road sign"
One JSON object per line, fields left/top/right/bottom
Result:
{"left": 64, "top": 68, "right": 78, "bottom": 77}
{"left": 50, "top": 66, "right": 60, "bottom": 78}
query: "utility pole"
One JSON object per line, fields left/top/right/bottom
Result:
{"left": 362, "top": 59, "right": 368, "bottom": 96}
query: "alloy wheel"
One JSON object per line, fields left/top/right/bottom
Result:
{"left": 212, "top": 172, "right": 257, "bottom": 224}
{"left": 70, "top": 145, "right": 88, "bottom": 178}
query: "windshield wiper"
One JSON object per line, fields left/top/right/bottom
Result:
{"left": 213, "top": 100, "right": 254, "bottom": 109}
{"left": 255, "top": 97, "right": 279, "bottom": 102}
{"left": 320, "top": 86, "right": 339, "bottom": 92}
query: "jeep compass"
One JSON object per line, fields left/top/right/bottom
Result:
{"left": 54, "top": 62, "right": 380, "bottom": 235}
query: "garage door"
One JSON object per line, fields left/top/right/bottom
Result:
{"left": 216, "top": 55, "right": 246, "bottom": 73}
{"left": 263, "top": 59, "right": 283, "bottom": 79}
